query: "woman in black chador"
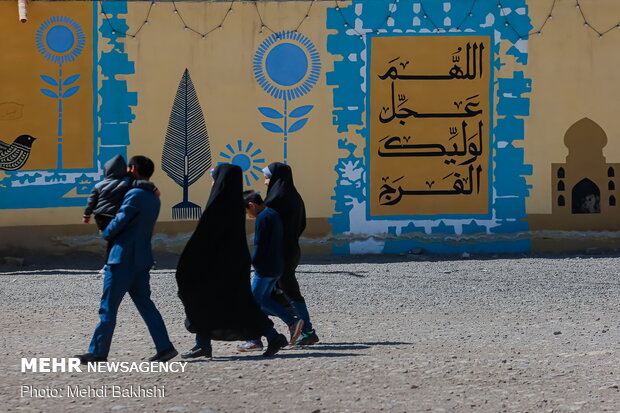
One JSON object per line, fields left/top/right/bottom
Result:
{"left": 175, "top": 164, "right": 288, "bottom": 358}
{"left": 263, "top": 162, "right": 319, "bottom": 345}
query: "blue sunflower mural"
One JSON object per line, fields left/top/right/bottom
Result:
{"left": 35, "top": 16, "right": 86, "bottom": 170}
{"left": 219, "top": 140, "right": 266, "bottom": 187}
{"left": 253, "top": 31, "right": 321, "bottom": 163}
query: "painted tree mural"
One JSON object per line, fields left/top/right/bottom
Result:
{"left": 162, "top": 68, "right": 212, "bottom": 220}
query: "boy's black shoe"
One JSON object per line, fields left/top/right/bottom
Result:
{"left": 74, "top": 353, "right": 107, "bottom": 365}
{"left": 296, "top": 330, "right": 320, "bottom": 346}
{"left": 148, "top": 347, "right": 178, "bottom": 362}
{"left": 263, "top": 334, "right": 288, "bottom": 357}
{"left": 181, "top": 345, "right": 212, "bottom": 359}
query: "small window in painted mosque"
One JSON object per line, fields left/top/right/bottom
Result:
{"left": 558, "top": 195, "right": 565, "bottom": 206}
{"left": 557, "top": 168, "right": 565, "bottom": 179}
{"left": 557, "top": 181, "right": 565, "bottom": 191}
{"left": 609, "top": 167, "right": 615, "bottom": 177}
{"left": 609, "top": 181, "right": 615, "bottom": 191}
{"left": 611, "top": 196, "right": 616, "bottom": 206}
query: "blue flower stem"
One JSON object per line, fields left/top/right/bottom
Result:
{"left": 283, "top": 95, "right": 288, "bottom": 164}
{"left": 57, "top": 64, "right": 63, "bottom": 169}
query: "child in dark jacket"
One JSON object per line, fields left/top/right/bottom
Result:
{"left": 235, "top": 190, "right": 304, "bottom": 353}
{"left": 83, "top": 155, "right": 159, "bottom": 268}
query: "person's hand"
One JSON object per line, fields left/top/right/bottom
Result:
{"left": 82, "top": 217, "right": 90, "bottom": 224}
{"left": 154, "top": 189, "right": 161, "bottom": 198}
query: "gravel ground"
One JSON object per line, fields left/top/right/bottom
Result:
{"left": 1, "top": 253, "right": 620, "bottom": 412}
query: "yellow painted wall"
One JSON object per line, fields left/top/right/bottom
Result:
{"left": 1, "top": 0, "right": 620, "bottom": 254}
{"left": 0, "top": 2, "right": 94, "bottom": 171}
{"left": 124, "top": 1, "right": 338, "bottom": 221}
{"left": 524, "top": 0, "right": 620, "bottom": 215}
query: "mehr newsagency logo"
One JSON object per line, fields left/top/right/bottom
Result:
{"left": 21, "top": 357, "right": 187, "bottom": 373}
{"left": 20, "top": 358, "right": 187, "bottom": 399}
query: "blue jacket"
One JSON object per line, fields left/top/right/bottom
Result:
{"left": 252, "top": 207, "right": 284, "bottom": 278}
{"left": 101, "top": 187, "right": 160, "bottom": 268}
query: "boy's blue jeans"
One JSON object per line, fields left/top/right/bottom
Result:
{"left": 252, "top": 272, "right": 295, "bottom": 326}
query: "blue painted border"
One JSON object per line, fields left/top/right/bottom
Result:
{"left": 327, "top": 0, "right": 533, "bottom": 254}
{"left": 92, "top": 1, "right": 99, "bottom": 170}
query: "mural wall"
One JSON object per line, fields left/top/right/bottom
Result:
{"left": 1, "top": 0, "right": 619, "bottom": 255}
{"left": 328, "top": 0, "right": 531, "bottom": 254}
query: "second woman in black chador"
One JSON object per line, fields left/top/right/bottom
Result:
{"left": 263, "top": 162, "right": 319, "bottom": 345}
{"left": 175, "top": 164, "right": 288, "bottom": 358}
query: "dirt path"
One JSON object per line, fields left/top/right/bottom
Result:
{"left": 1, "top": 254, "right": 619, "bottom": 412}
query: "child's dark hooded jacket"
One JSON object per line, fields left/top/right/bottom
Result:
{"left": 84, "top": 155, "right": 155, "bottom": 218}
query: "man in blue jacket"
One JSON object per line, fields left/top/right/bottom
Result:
{"left": 76, "top": 156, "right": 177, "bottom": 364}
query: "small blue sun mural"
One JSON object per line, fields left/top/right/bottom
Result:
{"left": 35, "top": 16, "right": 86, "bottom": 170}
{"left": 219, "top": 140, "right": 266, "bottom": 187}
{"left": 253, "top": 31, "right": 321, "bottom": 163}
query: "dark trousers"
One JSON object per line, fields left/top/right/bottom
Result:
{"left": 277, "top": 257, "right": 304, "bottom": 303}
{"left": 94, "top": 214, "right": 114, "bottom": 262}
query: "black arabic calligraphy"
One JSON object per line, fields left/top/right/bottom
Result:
{"left": 378, "top": 42, "right": 485, "bottom": 81}
{"left": 378, "top": 164, "right": 483, "bottom": 206}
{"left": 377, "top": 120, "right": 484, "bottom": 161}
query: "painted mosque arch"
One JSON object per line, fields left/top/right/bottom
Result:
{"left": 557, "top": 167, "right": 565, "bottom": 179}
{"left": 571, "top": 178, "right": 600, "bottom": 214}
{"left": 558, "top": 195, "right": 565, "bottom": 207}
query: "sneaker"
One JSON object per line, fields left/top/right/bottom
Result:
{"left": 288, "top": 319, "right": 304, "bottom": 345}
{"left": 98, "top": 266, "right": 106, "bottom": 275}
{"left": 263, "top": 334, "right": 288, "bottom": 357}
{"left": 237, "top": 340, "right": 263, "bottom": 352}
{"left": 295, "top": 330, "right": 319, "bottom": 346}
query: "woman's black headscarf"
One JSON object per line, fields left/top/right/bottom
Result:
{"left": 175, "top": 164, "right": 273, "bottom": 341}
{"left": 263, "top": 162, "right": 306, "bottom": 266}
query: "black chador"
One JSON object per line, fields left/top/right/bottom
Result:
{"left": 264, "top": 162, "right": 307, "bottom": 276}
{"left": 176, "top": 164, "right": 273, "bottom": 341}
{"left": 263, "top": 162, "right": 317, "bottom": 342}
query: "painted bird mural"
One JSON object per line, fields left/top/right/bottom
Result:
{"left": 0, "top": 135, "right": 36, "bottom": 171}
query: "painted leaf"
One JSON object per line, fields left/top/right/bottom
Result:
{"left": 62, "top": 86, "right": 80, "bottom": 98}
{"left": 40, "top": 75, "right": 58, "bottom": 86}
{"left": 258, "top": 107, "right": 283, "bottom": 119}
{"left": 261, "top": 122, "right": 284, "bottom": 133}
{"left": 40, "top": 89, "right": 58, "bottom": 98}
{"left": 63, "top": 74, "right": 81, "bottom": 86}
{"left": 288, "top": 118, "right": 308, "bottom": 133}
{"left": 162, "top": 68, "right": 212, "bottom": 190}
{"left": 289, "top": 105, "right": 313, "bottom": 118}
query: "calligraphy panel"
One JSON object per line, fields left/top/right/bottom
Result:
{"left": 369, "top": 35, "right": 490, "bottom": 216}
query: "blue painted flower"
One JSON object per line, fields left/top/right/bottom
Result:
{"left": 36, "top": 16, "right": 85, "bottom": 65}
{"left": 219, "top": 140, "right": 266, "bottom": 186}
{"left": 253, "top": 31, "right": 321, "bottom": 101}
